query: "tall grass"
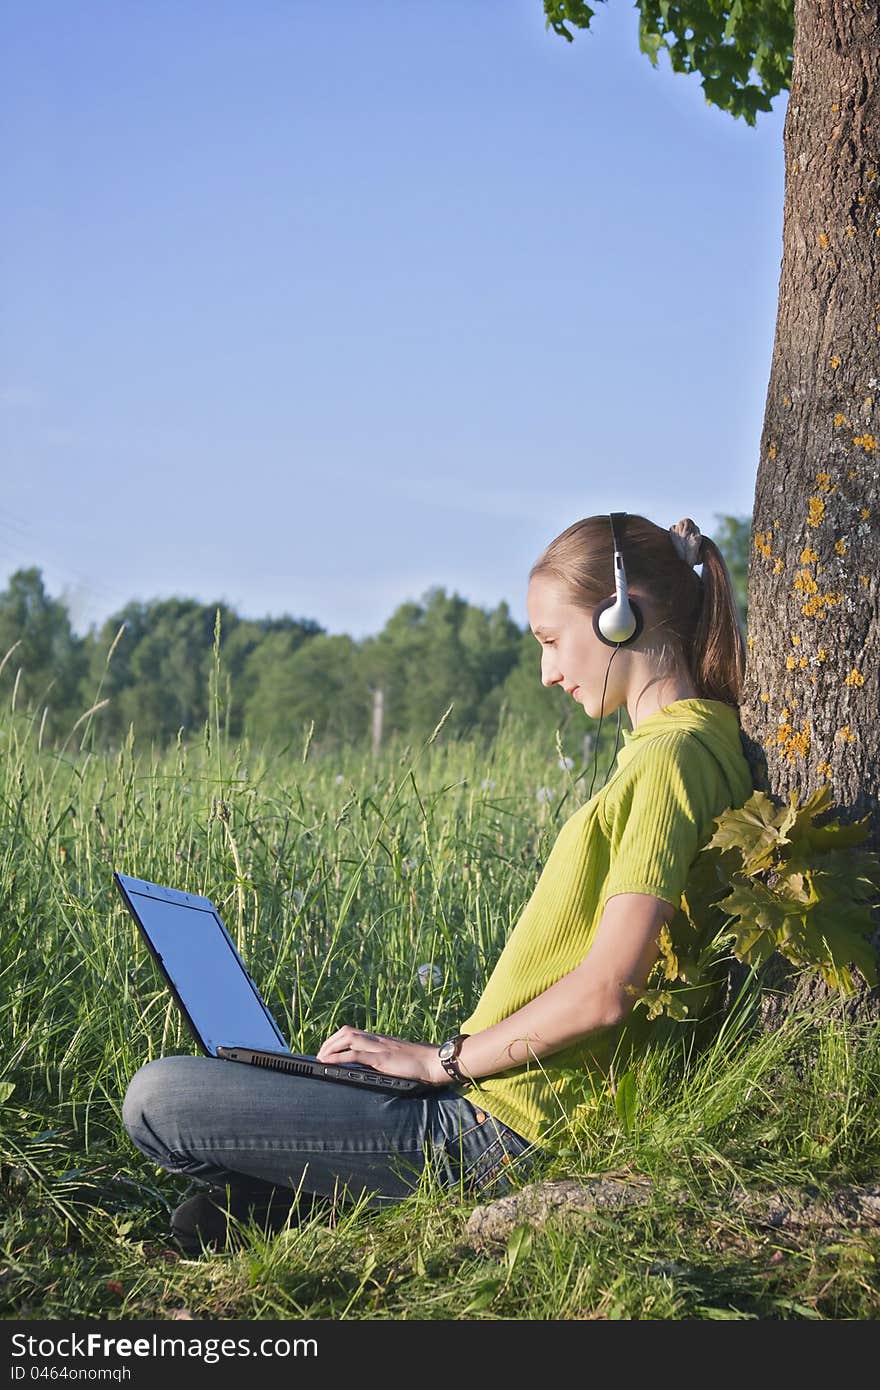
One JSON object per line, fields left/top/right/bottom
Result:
{"left": 1, "top": 688, "right": 878, "bottom": 1320}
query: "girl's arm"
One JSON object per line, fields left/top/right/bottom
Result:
{"left": 316, "top": 891, "right": 675, "bottom": 1086}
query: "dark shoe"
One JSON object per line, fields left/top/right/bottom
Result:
{"left": 170, "top": 1182, "right": 312, "bottom": 1256}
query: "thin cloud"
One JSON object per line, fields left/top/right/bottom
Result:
{"left": 385, "top": 475, "right": 588, "bottom": 526}
{"left": 0, "top": 386, "right": 42, "bottom": 410}
{"left": 382, "top": 475, "right": 690, "bottom": 536}
{"left": 44, "top": 428, "right": 78, "bottom": 447}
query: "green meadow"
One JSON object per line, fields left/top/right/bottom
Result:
{"left": 2, "top": 692, "right": 878, "bottom": 1321}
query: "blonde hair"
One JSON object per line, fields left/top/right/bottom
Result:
{"left": 529, "top": 513, "right": 745, "bottom": 707}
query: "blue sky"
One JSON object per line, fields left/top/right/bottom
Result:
{"left": 1, "top": 1, "right": 786, "bottom": 640}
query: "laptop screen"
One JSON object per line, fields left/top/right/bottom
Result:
{"left": 127, "top": 889, "right": 288, "bottom": 1056}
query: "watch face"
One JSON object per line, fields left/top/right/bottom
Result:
{"left": 438, "top": 1040, "right": 455, "bottom": 1061}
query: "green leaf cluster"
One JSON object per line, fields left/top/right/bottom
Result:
{"left": 544, "top": 1, "right": 600, "bottom": 42}
{"left": 629, "top": 785, "right": 880, "bottom": 1022}
{"left": 545, "top": 0, "right": 794, "bottom": 126}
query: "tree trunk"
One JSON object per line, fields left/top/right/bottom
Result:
{"left": 736, "top": 0, "right": 880, "bottom": 1025}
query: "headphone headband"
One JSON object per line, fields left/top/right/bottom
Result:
{"left": 608, "top": 511, "right": 627, "bottom": 552}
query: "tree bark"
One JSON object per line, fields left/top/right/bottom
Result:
{"left": 742, "top": 0, "right": 879, "bottom": 839}
{"left": 736, "top": 0, "right": 880, "bottom": 1024}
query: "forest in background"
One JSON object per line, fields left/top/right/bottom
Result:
{"left": 0, "top": 516, "right": 749, "bottom": 755}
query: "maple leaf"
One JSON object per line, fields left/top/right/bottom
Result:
{"left": 705, "top": 791, "right": 797, "bottom": 873}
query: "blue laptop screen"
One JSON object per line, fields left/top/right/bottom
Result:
{"left": 128, "top": 890, "right": 288, "bottom": 1056}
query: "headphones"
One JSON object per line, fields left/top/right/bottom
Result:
{"left": 592, "top": 512, "right": 644, "bottom": 648}
{"left": 585, "top": 512, "right": 643, "bottom": 799}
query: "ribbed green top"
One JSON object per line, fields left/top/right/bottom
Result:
{"left": 459, "top": 699, "right": 754, "bottom": 1147}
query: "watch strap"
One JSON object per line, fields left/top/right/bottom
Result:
{"left": 438, "top": 1032, "right": 470, "bottom": 1086}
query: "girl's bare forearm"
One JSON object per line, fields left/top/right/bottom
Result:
{"left": 456, "top": 964, "right": 621, "bottom": 1082}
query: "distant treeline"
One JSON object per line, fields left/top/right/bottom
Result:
{"left": 0, "top": 517, "right": 749, "bottom": 754}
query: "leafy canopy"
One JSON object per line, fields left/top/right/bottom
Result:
{"left": 544, "top": 0, "right": 794, "bottom": 126}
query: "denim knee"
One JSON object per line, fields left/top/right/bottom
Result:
{"left": 121, "top": 1055, "right": 198, "bottom": 1165}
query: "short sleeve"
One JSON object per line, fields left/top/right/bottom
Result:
{"left": 598, "top": 734, "right": 714, "bottom": 914}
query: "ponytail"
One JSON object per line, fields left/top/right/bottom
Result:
{"left": 689, "top": 533, "right": 745, "bottom": 707}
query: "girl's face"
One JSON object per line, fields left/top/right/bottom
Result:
{"left": 526, "top": 574, "right": 625, "bottom": 719}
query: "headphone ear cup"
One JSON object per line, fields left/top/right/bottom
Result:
{"left": 592, "top": 595, "right": 644, "bottom": 647}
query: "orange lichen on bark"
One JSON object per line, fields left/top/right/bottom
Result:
{"left": 835, "top": 726, "right": 856, "bottom": 743}
{"left": 845, "top": 669, "right": 865, "bottom": 686}
{"left": 830, "top": 356, "right": 841, "bottom": 369}
{"left": 807, "top": 497, "right": 826, "bottom": 527}
{"left": 754, "top": 531, "right": 773, "bottom": 559}
{"left": 800, "top": 545, "right": 819, "bottom": 564}
{"left": 801, "top": 591, "right": 844, "bottom": 618}
{"left": 861, "top": 508, "right": 871, "bottom": 520}
{"left": 773, "top": 557, "right": 784, "bottom": 573}
{"left": 790, "top": 727, "right": 811, "bottom": 760}
{"left": 834, "top": 539, "right": 847, "bottom": 554}
{"left": 815, "top": 471, "right": 832, "bottom": 491}
{"left": 853, "top": 434, "right": 878, "bottom": 452}
{"left": 816, "top": 760, "right": 833, "bottom": 780}
{"left": 794, "top": 568, "right": 819, "bottom": 595}
{"left": 818, "top": 233, "right": 830, "bottom": 249}
{"left": 768, "top": 443, "right": 778, "bottom": 459}
{"left": 776, "top": 717, "right": 811, "bottom": 763}
{"left": 859, "top": 575, "right": 870, "bottom": 586}
{"left": 835, "top": 413, "right": 849, "bottom": 427}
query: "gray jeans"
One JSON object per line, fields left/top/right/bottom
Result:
{"left": 122, "top": 1055, "right": 539, "bottom": 1207}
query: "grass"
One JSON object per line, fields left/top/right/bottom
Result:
{"left": 1, "top": 696, "right": 878, "bottom": 1320}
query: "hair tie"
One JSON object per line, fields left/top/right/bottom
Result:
{"left": 668, "top": 518, "right": 703, "bottom": 567}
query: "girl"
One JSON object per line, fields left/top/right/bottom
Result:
{"left": 122, "top": 512, "right": 753, "bottom": 1255}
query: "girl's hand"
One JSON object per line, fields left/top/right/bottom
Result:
{"left": 316, "top": 1026, "right": 449, "bottom": 1087}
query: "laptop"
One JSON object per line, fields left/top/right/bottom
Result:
{"left": 114, "top": 871, "right": 429, "bottom": 1094}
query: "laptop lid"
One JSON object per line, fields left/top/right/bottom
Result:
{"left": 114, "top": 871, "right": 288, "bottom": 1057}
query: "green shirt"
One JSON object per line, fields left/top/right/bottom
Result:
{"left": 459, "top": 698, "right": 755, "bottom": 1147}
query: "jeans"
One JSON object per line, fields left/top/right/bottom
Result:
{"left": 122, "top": 1055, "right": 539, "bottom": 1208}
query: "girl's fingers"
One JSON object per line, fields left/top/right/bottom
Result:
{"left": 317, "top": 1033, "right": 385, "bottom": 1063}
{"left": 322, "top": 1026, "right": 355, "bottom": 1046}
{"left": 324, "top": 1047, "right": 387, "bottom": 1073}
{"left": 316, "top": 1026, "right": 359, "bottom": 1058}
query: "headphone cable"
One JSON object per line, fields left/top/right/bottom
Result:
{"left": 587, "top": 648, "right": 623, "bottom": 801}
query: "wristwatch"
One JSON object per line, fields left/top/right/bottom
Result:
{"left": 437, "top": 1033, "right": 470, "bottom": 1086}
